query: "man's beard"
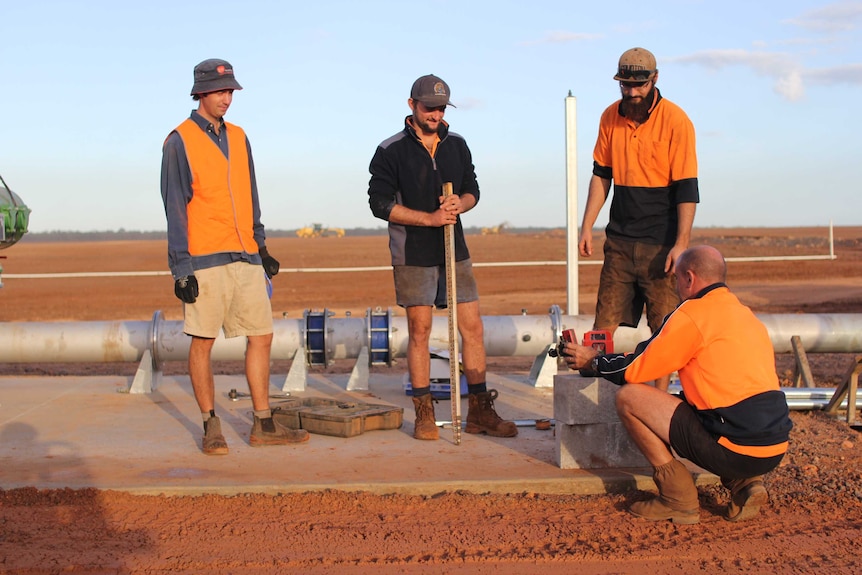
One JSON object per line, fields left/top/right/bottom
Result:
{"left": 412, "top": 116, "right": 439, "bottom": 136}
{"left": 621, "top": 87, "right": 656, "bottom": 124}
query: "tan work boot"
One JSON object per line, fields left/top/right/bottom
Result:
{"left": 465, "top": 389, "right": 518, "bottom": 437}
{"left": 412, "top": 394, "right": 439, "bottom": 440}
{"left": 250, "top": 416, "right": 309, "bottom": 446}
{"left": 722, "top": 476, "right": 768, "bottom": 522}
{"left": 202, "top": 416, "right": 229, "bottom": 456}
{"left": 629, "top": 459, "right": 700, "bottom": 524}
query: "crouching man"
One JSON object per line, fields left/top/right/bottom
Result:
{"left": 563, "top": 245, "right": 792, "bottom": 524}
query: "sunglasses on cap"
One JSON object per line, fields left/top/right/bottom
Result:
{"left": 616, "top": 68, "right": 654, "bottom": 81}
{"left": 620, "top": 79, "right": 650, "bottom": 89}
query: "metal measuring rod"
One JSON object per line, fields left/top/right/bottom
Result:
{"left": 442, "top": 182, "right": 462, "bottom": 445}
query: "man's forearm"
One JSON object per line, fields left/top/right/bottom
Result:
{"left": 581, "top": 175, "right": 610, "bottom": 230}
{"left": 388, "top": 204, "right": 433, "bottom": 227}
{"left": 675, "top": 202, "right": 697, "bottom": 248}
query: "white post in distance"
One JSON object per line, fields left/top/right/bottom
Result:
{"left": 565, "top": 92, "right": 579, "bottom": 316}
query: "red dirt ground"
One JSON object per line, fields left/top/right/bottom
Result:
{"left": 1, "top": 227, "right": 860, "bottom": 574}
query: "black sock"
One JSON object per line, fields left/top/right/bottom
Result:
{"left": 468, "top": 383, "right": 487, "bottom": 395}
{"left": 413, "top": 386, "right": 431, "bottom": 397}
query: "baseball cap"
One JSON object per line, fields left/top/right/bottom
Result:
{"left": 190, "top": 58, "right": 243, "bottom": 96}
{"left": 613, "top": 47, "right": 657, "bottom": 82}
{"left": 410, "top": 74, "right": 456, "bottom": 108}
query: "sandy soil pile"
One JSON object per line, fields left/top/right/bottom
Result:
{"left": 1, "top": 228, "right": 860, "bottom": 573}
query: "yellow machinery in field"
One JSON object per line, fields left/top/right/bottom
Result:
{"left": 481, "top": 221, "right": 509, "bottom": 235}
{"left": 296, "top": 223, "right": 345, "bottom": 238}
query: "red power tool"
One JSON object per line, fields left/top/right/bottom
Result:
{"left": 582, "top": 329, "right": 613, "bottom": 354}
{"left": 549, "top": 329, "right": 613, "bottom": 357}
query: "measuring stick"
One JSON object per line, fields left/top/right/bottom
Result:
{"left": 442, "top": 182, "right": 462, "bottom": 445}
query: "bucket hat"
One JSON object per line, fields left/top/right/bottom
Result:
{"left": 191, "top": 58, "right": 243, "bottom": 96}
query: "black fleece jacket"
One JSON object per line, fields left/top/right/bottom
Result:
{"left": 367, "top": 117, "right": 479, "bottom": 266}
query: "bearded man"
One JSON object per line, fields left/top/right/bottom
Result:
{"left": 578, "top": 47, "right": 700, "bottom": 392}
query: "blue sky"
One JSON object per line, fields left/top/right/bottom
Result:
{"left": 2, "top": 0, "right": 860, "bottom": 233}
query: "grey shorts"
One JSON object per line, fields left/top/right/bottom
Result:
{"left": 393, "top": 259, "right": 479, "bottom": 309}
{"left": 595, "top": 236, "right": 680, "bottom": 331}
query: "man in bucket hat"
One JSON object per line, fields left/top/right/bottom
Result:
{"left": 161, "top": 59, "right": 306, "bottom": 455}
{"left": 367, "top": 74, "right": 518, "bottom": 441}
{"left": 578, "top": 47, "right": 700, "bottom": 393}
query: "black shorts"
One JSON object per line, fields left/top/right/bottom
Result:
{"left": 668, "top": 402, "right": 785, "bottom": 480}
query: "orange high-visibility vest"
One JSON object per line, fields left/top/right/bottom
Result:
{"left": 174, "top": 119, "right": 257, "bottom": 256}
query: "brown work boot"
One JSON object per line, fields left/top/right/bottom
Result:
{"left": 250, "top": 416, "right": 309, "bottom": 446}
{"left": 465, "top": 389, "right": 518, "bottom": 437}
{"left": 202, "top": 416, "right": 229, "bottom": 456}
{"left": 629, "top": 459, "right": 700, "bottom": 524}
{"left": 412, "top": 394, "right": 439, "bottom": 440}
{"left": 722, "top": 476, "right": 769, "bottom": 522}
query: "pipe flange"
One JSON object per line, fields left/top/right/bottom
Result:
{"left": 324, "top": 308, "right": 335, "bottom": 366}
{"left": 366, "top": 306, "right": 393, "bottom": 367}
{"left": 548, "top": 304, "right": 563, "bottom": 344}
{"left": 386, "top": 307, "right": 394, "bottom": 367}
{"left": 303, "top": 309, "right": 334, "bottom": 366}
{"left": 150, "top": 310, "right": 164, "bottom": 371}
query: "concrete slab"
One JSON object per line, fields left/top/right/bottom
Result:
{"left": 0, "top": 370, "right": 717, "bottom": 496}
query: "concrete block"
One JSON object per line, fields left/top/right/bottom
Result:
{"left": 553, "top": 373, "right": 620, "bottom": 425}
{"left": 554, "top": 373, "right": 649, "bottom": 469}
{"left": 557, "top": 421, "right": 650, "bottom": 469}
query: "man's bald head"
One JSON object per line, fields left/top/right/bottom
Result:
{"left": 675, "top": 245, "right": 727, "bottom": 299}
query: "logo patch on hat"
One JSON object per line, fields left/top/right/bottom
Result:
{"left": 433, "top": 82, "right": 447, "bottom": 97}
{"left": 217, "top": 65, "right": 226, "bottom": 75}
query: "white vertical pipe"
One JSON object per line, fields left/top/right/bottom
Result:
{"left": 565, "top": 92, "right": 579, "bottom": 316}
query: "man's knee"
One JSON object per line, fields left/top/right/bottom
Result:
{"left": 458, "top": 316, "right": 484, "bottom": 344}
{"left": 457, "top": 304, "right": 485, "bottom": 345}
{"left": 406, "top": 312, "right": 433, "bottom": 343}
{"left": 247, "top": 333, "right": 273, "bottom": 348}
{"left": 190, "top": 336, "right": 216, "bottom": 354}
{"left": 616, "top": 383, "right": 656, "bottom": 415}
{"left": 615, "top": 383, "right": 638, "bottom": 415}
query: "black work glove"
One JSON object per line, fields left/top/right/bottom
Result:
{"left": 259, "top": 246, "right": 280, "bottom": 278}
{"left": 174, "top": 275, "right": 199, "bottom": 304}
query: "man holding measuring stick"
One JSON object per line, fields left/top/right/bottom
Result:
{"left": 368, "top": 74, "right": 517, "bottom": 442}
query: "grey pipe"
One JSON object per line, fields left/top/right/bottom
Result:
{"left": 668, "top": 384, "right": 860, "bottom": 411}
{"left": 0, "top": 311, "right": 860, "bottom": 364}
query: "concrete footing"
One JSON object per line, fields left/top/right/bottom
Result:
{"left": 554, "top": 373, "right": 649, "bottom": 469}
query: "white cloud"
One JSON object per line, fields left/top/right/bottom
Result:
{"left": 775, "top": 70, "right": 805, "bottom": 100}
{"left": 783, "top": 0, "right": 862, "bottom": 33}
{"left": 804, "top": 63, "right": 862, "bottom": 85}
{"left": 452, "top": 96, "right": 483, "bottom": 110}
{"left": 668, "top": 49, "right": 806, "bottom": 101}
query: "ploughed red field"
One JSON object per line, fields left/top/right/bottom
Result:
{"left": 0, "top": 227, "right": 860, "bottom": 574}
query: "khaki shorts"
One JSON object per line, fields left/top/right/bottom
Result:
{"left": 183, "top": 262, "right": 273, "bottom": 339}
{"left": 595, "top": 236, "right": 679, "bottom": 331}
{"left": 393, "top": 259, "right": 479, "bottom": 309}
